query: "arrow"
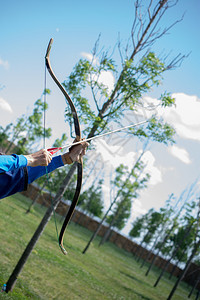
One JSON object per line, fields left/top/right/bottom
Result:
{"left": 47, "top": 120, "right": 148, "bottom": 155}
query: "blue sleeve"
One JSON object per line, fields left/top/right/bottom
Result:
{"left": 0, "top": 167, "right": 28, "bottom": 199}
{"left": 28, "top": 155, "right": 64, "bottom": 184}
{"left": 0, "top": 155, "right": 64, "bottom": 199}
{"left": 0, "top": 154, "right": 27, "bottom": 174}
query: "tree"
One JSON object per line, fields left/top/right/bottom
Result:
{"left": 0, "top": 124, "right": 13, "bottom": 152}
{"left": 188, "top": 270, "right": 200, "bottom": 299}
{"left": 153, "top": 198, "right": 200, "bottom": 287}
{"left": 83, "top": 147, "right": 149, "bottom": 253}
{"left": 145, "top": 182, "right": 197, "bottom": 277}
{"left": 129, "top": 208, "right": 159, "bottom": 259}
{"left": 99, "top": 142, "right": 151, "bottom": 247}
{"left": 99, "top": 194, "right": 132, "bottom": 247}
{"left": 4, "top": 116, "right": 27, "bottom": 154}
{"left": 135, "top": 209, "right": 166, "bottom": 263}
{"left": 140, "top": 194, "right": 175, "bottom": 268}
{"left": 79, "top": 179, "right": 104, "bottom": 217}
{"left": 167, "top": 205, "right": 200, "bottom": 300}
{"left": 1, "top": 91, "right": 51, "bottom": 155}
{"left": 154, "top": 216, "right": 197, "bottom": 287}
{"left": 5, "top": 0, "right": 185, "bottom": 292}
{"left": 129, "top": 214, "right": 147, "bottom": 240}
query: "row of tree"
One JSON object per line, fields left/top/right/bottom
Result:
{"left": 129, "top": 186, "right": 200, "bottom": 299}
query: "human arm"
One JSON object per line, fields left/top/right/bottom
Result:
{"left": 25, "top": 139, "right": 88, "bottom": 167}
{"left": 0, "top": 154, "right": 28, "bottom": 174}
{"left": 28, "top": 140, "right": 88, "bottom": 184}
{"left": 0, "top": 149, "right": 53, "bottom": 174}
{"left": 0, "top": 139, "right": 88, "bottom": 173}
{"left": 0, "top": 141, "right": 88, "bottom": 199}
{"left": 24, "top": 149, "right": 52, "bottom": 167}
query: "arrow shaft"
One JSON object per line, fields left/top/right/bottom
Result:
{"left": 60, "top": 120, "right": 147, "bottom": 150}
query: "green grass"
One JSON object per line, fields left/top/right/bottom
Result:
{"left": 0, "top": 194, "right": 197, "bottom": 299}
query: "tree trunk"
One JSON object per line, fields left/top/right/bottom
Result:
{"left": 5, "top": 128, "right": 22, "bottom": 154}
{"left": 99, "top": 203, "right": 122, "bottom": 247}
{"left": 5, "top": 163, "right": 76, "bottom": 293}
{"left": 188, "top": 273, "right": 200, "bottom": 298}
{"left": 145, "top": 232, "right": 169, "bottom": 276}
{"left": 140, "top": 234, "right": 160, "bottom": 268}
{"left": 99, "top": 220, "right": 113, "bottom": 246}
{"left": 195, "top": 289, "right": 200, "bottom": 300}
{"left": 136, "top": 233, "right": 153, "bottom": 263}
{"left": 167, "top": 239, "right": 200, "bottom": 300}
{"left": 26, "top": 181, "right": 47, "bottom": 214}
{"left": 82, "top": 152, "right": 143, "bottom": 253}
{"left": 82, "top": 198, "right": 116, "bottom": 254}
{"left": 132, "top": 239, "right": 144, "bottom": 260}
{"left": 168, "top": 258, "right": 182, "bottom": 280}
{"left": 154, "top": 223, "right": 193, "bottom": 287}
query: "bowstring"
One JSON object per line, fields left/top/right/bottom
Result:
{"left": 44, "top": 64, "right": 60, "bottom": 246}
{"left": 43, "top": 67, "right": 46, "bottom": 148}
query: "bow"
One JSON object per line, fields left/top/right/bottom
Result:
{"left": 45, "top": 38, "right": 83, "bottom": 254}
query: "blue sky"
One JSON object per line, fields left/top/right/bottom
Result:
{"left": 1, "top": 0, "right": 200, "bottom": 232}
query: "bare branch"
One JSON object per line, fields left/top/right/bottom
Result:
{"left": 88, "top": 0, "right": 183, "bottom": 138}
{"left": 90, "top": 80, "right": 101, "bottom": 112}
{"left": 148, "top": 0, "right": 153, "bottom": 20}
{"left": 117, "top": 32, "right": 124, "bottom": 65}
{"left": 140, "top": 13, "right": 184, "bottom": 52}
{"left": 165, "top": 52, "right": 190, "bottom": 70}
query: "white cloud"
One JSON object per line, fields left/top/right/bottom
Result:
{"left": 132, "top": 199, "right": 147, "bottom": 216}
{"left": 135, "top": 93, "right": 200, "bottom": 164}
{"left": 94, "top": 140, "right": 162, "bottom": 186}
{"left": 122, "top": 199, "right": 147, "bottom": 235}
{"left": 81, "top": 52, "right": 115, "bottom": 94}
{"left": 135, "top": 96, "right": 163, "bottom": 119}
{"left": 98, "top": 70, "right": 115, "bottom": 94}
{"left": 137, "top": 93, "right": 200, "bottom": 142}
{"left": 94, "top": 139, "right": 136, "bottom": 170}
{"left": 0, "top": 58, "right": 9, "bottom": 70}
{"left": 139, "top": 93, "right": 200, "bottom": 142}
{"left": 141, "top": 151, "right": 162, "bottom": 185}
{"left": 0, "top": 97, "right": 13, "bottom": 113}
{"left": 171, "top": 93, "right": 200, "bottom": 126}
{"left": 168, "top": 145, "right": 191, "bottom": 164}
{"left": 81, "top": 52, "right": 98, "bottom": 65}
{"left": 163, "top": 93, "right": 200, "bottom": 141}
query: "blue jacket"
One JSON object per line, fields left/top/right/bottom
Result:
{"left": 0, "top": 154, "right": 64, "bottom": 199}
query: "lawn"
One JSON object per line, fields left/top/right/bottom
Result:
{"left": 0, "top": 194, "right": 196, "bottom": 299}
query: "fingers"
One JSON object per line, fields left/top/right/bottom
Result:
{"left": 41, "top": 149, "right": 52, "bottom": 166}
{"left": 34, "top": 149, "right": 52, "bottom": 166}
{"left": 78, "top": 139, "right": 89, "bottom": 153}
{"left": 26, "top": 149, "right": 52, "bottom": 167}
{"left": 69, "top": 145, "right": 83, "bottom": 162}
{"left": 68, "top": 139, "right": 89, "bottom": 162}
{"left": 78, "top": 140, "right": 88, "bottom": 157}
